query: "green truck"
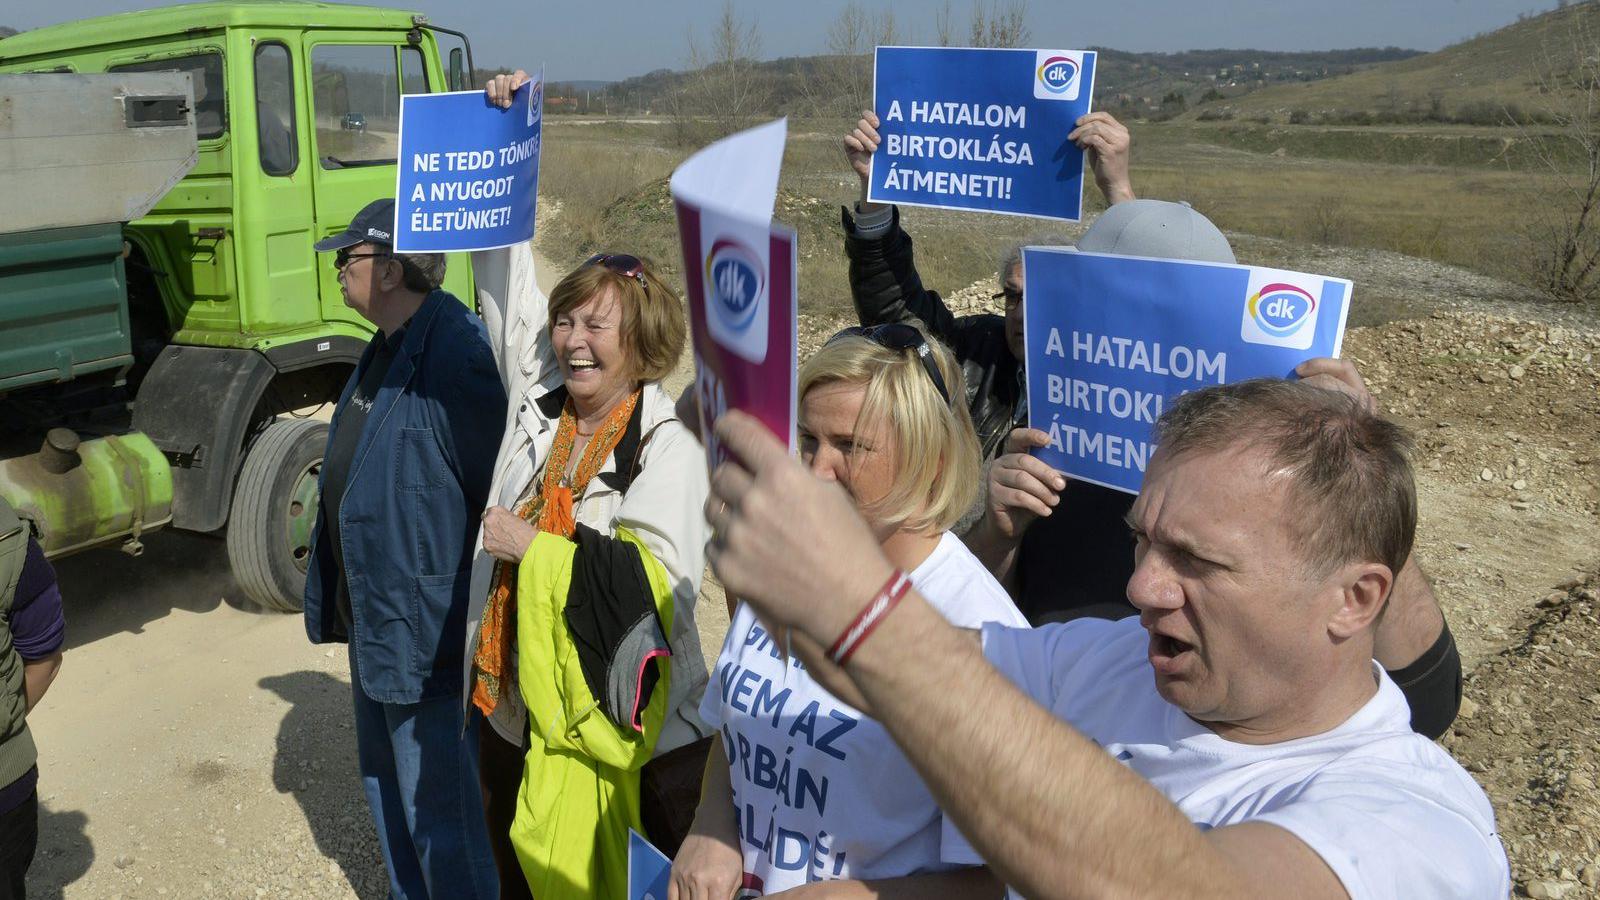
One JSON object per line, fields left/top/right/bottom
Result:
{"left": 0, "top": 2, "right": 481, "bottom": 611}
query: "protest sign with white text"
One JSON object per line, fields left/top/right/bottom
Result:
{"left": 868, "top": 46, "right": 1097, "bottom": 221}
{"left": 671, "top": 119, "right": 798, "bottom": 469}
{"left": 394, "top": 67, "right": 542, "bottom": 252}
{"left": 1024, "top": 248, "right": 1352, "bottom": 493}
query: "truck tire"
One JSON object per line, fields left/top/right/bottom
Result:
{"left": 226, "top": 417, "right": 328, "bottom": 612}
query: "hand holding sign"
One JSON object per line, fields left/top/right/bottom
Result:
{"left": 843, "top": 110, "right": 888, "bottom": 212}
{"left": 986, "top": 427, "right": 1066, "bottom": 537}
{"left": 1068, "top": 111, "right": 1135, "bottom": 205}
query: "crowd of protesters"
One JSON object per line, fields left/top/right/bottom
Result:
{"left": 290, "top": 67, "right": 1511, "bottom": 900}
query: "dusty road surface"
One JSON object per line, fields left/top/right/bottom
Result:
{"left": 29, "top": 533, "right": 389, "bottom": 899}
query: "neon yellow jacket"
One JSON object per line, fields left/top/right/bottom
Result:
{"left": 510, "top": 526, "right": 675, "bottom": 900}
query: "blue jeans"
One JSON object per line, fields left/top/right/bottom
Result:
{"left": 350, "top": 646, "right": 499, "bottom": 900}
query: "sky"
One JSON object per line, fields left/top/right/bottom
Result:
{"left": 7, "top": 0, "right": 1559, "bottom": 82}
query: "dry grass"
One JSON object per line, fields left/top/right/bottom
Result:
{"left": 534, "top": 115, "right": 1561, "bottom": 318}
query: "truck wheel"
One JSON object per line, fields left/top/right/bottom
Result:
{"left": 227, "top": 418, "right": 328, "bottom": 612}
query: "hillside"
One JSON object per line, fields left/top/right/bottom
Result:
{"left": 592, "top": 46, "right": 1419, "bottom": 118}
{"left": 1195, "top": 1, "right": 1600, "bottom": 123}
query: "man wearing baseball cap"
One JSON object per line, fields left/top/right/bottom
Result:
{"left": 303, "top": 198, "right": 506, "bottom": 898}
{"left": 840, "top": 122, "right": 1464, "bottom": 740}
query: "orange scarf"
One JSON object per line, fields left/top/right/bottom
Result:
{"left": 471, "top": 389, "right": 641, "bottom": 717}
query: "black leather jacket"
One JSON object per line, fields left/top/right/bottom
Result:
{"left": 843, "top": 206, "right": 1022, "bottom": 461}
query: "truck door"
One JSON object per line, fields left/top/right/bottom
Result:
{"left": 301, "top": 35, "right": 469, "bottom": 328}
{"left": 235, "top": 35, "right": 320, "bottom": 335}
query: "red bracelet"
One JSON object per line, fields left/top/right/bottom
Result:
{"left": 827, "top": 570, "right": 913, "bottom": 666}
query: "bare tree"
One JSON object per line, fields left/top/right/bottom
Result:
{"left": 670, "top": 1, "right": 770, "bottom": 145}
{"left": 802, "top": 1, "right": 902, "bottom": 119}
{"left": 935, "top": 0, "right": 956, "bottom": 46}
{"left": 969, "top": 0, "right": 1030, "bottom": 48}
{"left": 1515, "top": 5, "right": 1600, "bottom": 302}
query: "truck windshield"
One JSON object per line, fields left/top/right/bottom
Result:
{"left": 311, "top": 44, "right": 425, "bottom": 169}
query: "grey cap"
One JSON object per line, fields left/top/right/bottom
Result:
{"left": 1077, "top": 199, "right": 1235, "bottom": 265}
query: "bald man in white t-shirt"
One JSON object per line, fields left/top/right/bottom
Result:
{"left": 700, "top": 378, "right": 1509, "bottom": 899}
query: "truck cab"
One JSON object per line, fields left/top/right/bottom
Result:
{"left": 0, "top": 3, "right": 481, "bottom": 610}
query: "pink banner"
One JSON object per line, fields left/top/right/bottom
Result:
{"left": 676, "top": 199, "right": 798, "bottom": 468}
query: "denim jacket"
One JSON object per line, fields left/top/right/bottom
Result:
{"left": 304, "top": 290, "right": 508, "bottom": 704}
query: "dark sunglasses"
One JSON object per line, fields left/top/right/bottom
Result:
{"left": 585, "top": 253, "right": 648, "bottom": 289}
{"left": 827, "top": 323, "right": 952, "bottom": 406}
{"left": 990, "top": 286, "right": 1024, "bottom": 308}
{"left": 335, "top": 249, "right": 389, "bottom": 271}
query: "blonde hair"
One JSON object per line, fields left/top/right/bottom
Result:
{"left": 799, "top": 327, "right": 980, "bottom": 535}
{"left": 548, "top": 254, "right": 685, "bottom": 382}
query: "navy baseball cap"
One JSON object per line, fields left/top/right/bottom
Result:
{"left": 314, "top": 198, "right": 396, "bottom": 252}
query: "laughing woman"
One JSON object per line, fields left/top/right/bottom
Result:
{"left": 467, "top": 241, "right": 713, "bottom": 899}
{"left": 672, "top": 325, "right": 1023, "bottom": 898}
{"left": 471, "top": 70, "right": 711, "bottom": 900}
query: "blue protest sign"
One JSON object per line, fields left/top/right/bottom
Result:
{"left": 1023, "top": 249, "right": 1352, "bottom": 493}
{"left": 393, "top": 68, "right": 542, "bottom": 252}
{"left": 868, "top": 46, "right": 1097, "bottom": 221}
{"left": 628, "top": 829, "right": 672, "bottom": 900}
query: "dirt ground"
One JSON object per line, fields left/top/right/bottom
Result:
{"left": 23, "top": 238, "right": 1600, "bottom": 898}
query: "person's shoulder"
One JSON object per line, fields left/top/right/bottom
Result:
{"left": 426, "top": 295, "right": 497, "bottom": 374}
{"left": 948, "top": 313, "right": 1007, "bottom": 350}
{"left": 1252, "top": 731, "right": 1509, "bottom": 896}
{"left": 1309, "top": 729, "right": 1496, "bottom": 819}
{"left": 626, "top": 387, "right": 708, "bottom": 491}
{"left": 429, "top": 290, "right": 491, "bottom": 343}
{"left": 17, "top": 534, "right": 58, "bottom": 605}
{"left": 916, "top": 533, "right": 1029, "bottom": 629}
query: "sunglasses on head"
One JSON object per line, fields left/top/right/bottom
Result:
{"left": 585, "top": 253, "right": 648, "bottom": 289}
{"left": 335, "top": 247, "right": 390, "bottom": 271}
{"left": 827, "top": 323, "right": 952, "bottom": 406}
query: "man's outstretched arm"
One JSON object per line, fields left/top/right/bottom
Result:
{"left": 705, "top": 412, "right": 1346, "bottom": 900}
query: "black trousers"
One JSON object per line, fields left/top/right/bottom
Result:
{"left": 477, "top": 718, "right": 534, "bottom": 900}
{"left": 0, "top": 788, "right": 38, "bottom": 900}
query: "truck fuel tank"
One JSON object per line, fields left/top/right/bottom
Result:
{"left": 0, "top": 429, "right": 173, "bottom": 557}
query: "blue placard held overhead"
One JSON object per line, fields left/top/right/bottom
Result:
{"left": 868, "top": 46, "right": 1097, "bottom": 222}
{"left": 628, "top": 829, "right": 672, "bottom": 900}
{"left": 394, "top": 68, "right": 543, "bottom": 252}
{"left": 1023, "top": 249, "right": 1353, "bottom": 494}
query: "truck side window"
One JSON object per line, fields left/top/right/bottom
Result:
{"left": 311, "top": 44, "right": 424, "bottom": 169}
{"left": 254, "top": 43, "right": 297, "bottom": 176}
{"left": 110, "top": 52, "right": 226, "bottom": 140}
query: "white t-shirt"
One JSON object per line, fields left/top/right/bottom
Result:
{"left": 700, "top": 532, "right": 1029, "bottom": 893}
{"left": 941, "top": 617, "right": 1510, "bottom": 899}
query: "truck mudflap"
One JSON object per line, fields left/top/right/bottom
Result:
{"left": 0, "top": 430, "right": 173, "bottom": 558}
{"left": 132, "top": 345, "right": 276, "bottom": 533}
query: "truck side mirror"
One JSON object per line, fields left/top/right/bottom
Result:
{"left": 449, "top": 48, "right": 464, "bottom": 92}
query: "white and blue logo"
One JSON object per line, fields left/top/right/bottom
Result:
{"left": 705, "top": 238, "right": 764, "bottom": 334}
{"left": 1033, "top": 50, "right": 1083, "bottom": 101}
{"left": 1241, "top": 274, "right": 1320, "bottom": 350}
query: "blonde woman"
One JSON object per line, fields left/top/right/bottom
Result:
{"left": 672, "top": 324, "right": 1022, "bottom": 898}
